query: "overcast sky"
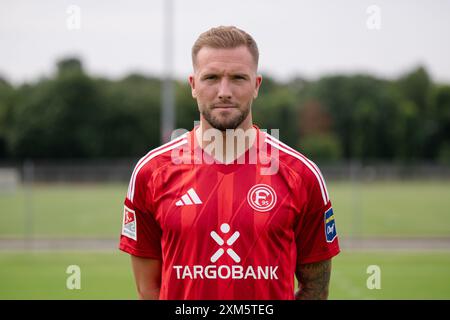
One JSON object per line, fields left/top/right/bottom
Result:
{"left": 1, "top": 0, "right": 450, "bottom": 85}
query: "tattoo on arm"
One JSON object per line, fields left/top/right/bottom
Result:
{"left": 295, "top": 259, "right": 332, "bottom": 300}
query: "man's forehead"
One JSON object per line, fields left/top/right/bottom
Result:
{"left": 198, "top": 64, "right": 253, "bottom": 75}
{"left": 194, "top": 46, "right": 257, "bottom": 71}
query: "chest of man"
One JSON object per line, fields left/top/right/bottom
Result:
{"left": 150, "top": 163, "right": 303, "bottom": 258}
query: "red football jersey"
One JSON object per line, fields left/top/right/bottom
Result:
{"left": 119, "top": 126, "right": 340, "bottom": 300}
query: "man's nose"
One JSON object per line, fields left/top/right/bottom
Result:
{"left": 218, "top": 78, "right": 232, "bottom": 100}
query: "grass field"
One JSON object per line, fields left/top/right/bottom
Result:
{"left": 1, "top": 181, "right": 450, "bottom": 238}
{"left": 0, "top": 250, "right": 449, "bottom": 299}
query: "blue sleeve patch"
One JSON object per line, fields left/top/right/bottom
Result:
{"left": 324, "top": 207, "right": 337, "bottom": 243}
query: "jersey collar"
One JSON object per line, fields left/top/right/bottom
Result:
{"left": 188, "top": 124, "right": 264, "bottom": 171}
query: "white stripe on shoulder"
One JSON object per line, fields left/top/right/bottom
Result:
{"left": 127, "top": 133, "right": 187, "bottom": 199}
{"left": 264, "top": 135, "right": 329, "bottom": 205}
{"left": 264, "top": 133, "right": 329, "bottom": 198}
{"left": 127, "top": 134, "right": 188, "bottom": 201}
{"left": 265, "top": 134, "right": 329, "bottom": 193}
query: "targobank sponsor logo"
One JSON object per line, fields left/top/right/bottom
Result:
{"left": 173, "top": 223, "right": 279, "bottom": 280}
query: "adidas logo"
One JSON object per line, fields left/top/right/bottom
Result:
{"left": 176, "top": 188, "right": 203, "bottom": 206}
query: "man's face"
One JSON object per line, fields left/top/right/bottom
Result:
{"left": 189, "top": 46, "right": 262, "bottom": 131}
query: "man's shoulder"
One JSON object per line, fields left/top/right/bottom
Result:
{"left": 263, "top": 132, "right": 323, "bottom": 178}
{"left": 126, "top": 133, "right": 189, "bottom": 202}
{"left": 132, "top": 133, "right": 190, "bottom": 176}
{"left": 263, "top": 132, "right": 330, "bottom": 204}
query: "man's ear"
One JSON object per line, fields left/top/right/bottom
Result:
{"left": 189, "top": 75, "right": 197, "bottom": 98}
{"left": 253, "top": 75, "right": 263, "bottom": 99}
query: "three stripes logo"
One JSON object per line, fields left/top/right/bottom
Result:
{"left": 176, "top": 188, "right": 203, "bottom": 206}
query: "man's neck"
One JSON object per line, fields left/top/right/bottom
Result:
{"left": 195, "top": 122, "right": 257, "bottom": 164}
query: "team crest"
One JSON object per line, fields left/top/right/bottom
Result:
{"left": 324, "top": 207, "right": 337, "bottom": 243}
{"left": 247, "top": 184, "right": 277, "bottom": 212}
{"left": 122, "top": 205, "right": 137, "bottom": 240}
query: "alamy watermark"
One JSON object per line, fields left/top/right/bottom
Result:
{"left": 66, "top": 265, "right": 81, "bottom": 290}
{"left": 366, "top": 265, "right": 381, "bottom": 289}
{"left": 169, "top": 124, "right": 280, "bottom": 175}
{"left": 366, "top": 5, "right": 381, "bottom": 30}
{"left": 66, "top": 5, "right": 81, "bottom": 30}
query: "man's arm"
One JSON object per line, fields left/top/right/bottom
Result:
{"left": 295, "top": 259, "right": 332, "bottom": 300}
{"left": 131, "top": 255, "right": 162, "bottom": 300}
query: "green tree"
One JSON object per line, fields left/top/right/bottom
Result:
{"left": 8, "top": 58, "right": 104, "bottom": 158}
{"left": 175, "top": 81, "right": 199, "bottom": 133}
{"left": 253, "top": 78, "right": 297, "bottom": 146}
{"left": 299, "top": 134, "right": 342, "bottom": 162}
{"left": 97, "top": 74, "right": 161, "bottom": 157}
{"left": 0, "top": 77, "right": 14, "bottom": 159}
{"left": 396, "top": 66, "right": 434, "bottom": 159}
{"left": 431, "top": 85, "right": 450, "bottom": 164}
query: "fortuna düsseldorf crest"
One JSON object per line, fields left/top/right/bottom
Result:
{"left": 247, "top": 184, "right": 277, "bottom": 212}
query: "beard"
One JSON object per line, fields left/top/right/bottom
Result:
{"left": 201, "top": 103, "right": 251, "bottom": 131}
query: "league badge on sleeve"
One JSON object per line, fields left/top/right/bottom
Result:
{"left": 122, "top": 205, "right": 137, "bottom": 240}
{"left": 324, "top": 207, "right": 337, "bottom": 243}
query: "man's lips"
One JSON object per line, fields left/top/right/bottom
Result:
{"left": 212, "top": 104, "right": 237, "bottom": 109}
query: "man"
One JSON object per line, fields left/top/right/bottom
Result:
{"left": 119, "top": 26, "right": 340, "bottom": 300}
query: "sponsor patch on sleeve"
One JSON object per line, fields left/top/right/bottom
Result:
{"left": 122, "top": 205, "right": 137, "bottom": 241}
{"left": 324, "top": 207, "right": 337, "bottom": 243}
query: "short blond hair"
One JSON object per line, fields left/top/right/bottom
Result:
{"left": 192, "top": 26, "right": 259, "bottom": 67}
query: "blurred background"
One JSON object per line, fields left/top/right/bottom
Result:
{"left": 1, "top": 0, "right": 449, "bottom": 299}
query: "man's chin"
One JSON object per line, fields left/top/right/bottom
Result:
{"left": 209, "top": 122, "right": 238, "bottom": 132}
{"left": 202, "top": 108, "right": 249, "bottom": 131}
{"left": 206, "top": 118, "right": 242, "bottom": 131}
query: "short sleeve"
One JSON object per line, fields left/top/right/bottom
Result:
{"left": 294, "top": 167, "right": 340, "bottom": 265}
{"left": 119, "top": 164, "right": 162, "bottom": 259}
